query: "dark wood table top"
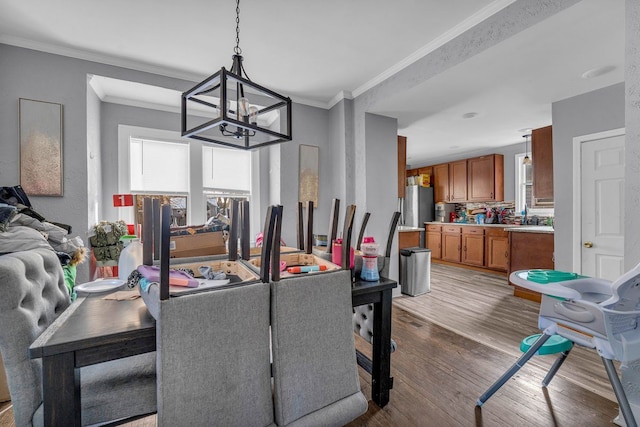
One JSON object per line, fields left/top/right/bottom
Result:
{"left": 30, "top": 278, "right": 395, "bottom": 360}
{"left": 29, "top": 296, "right": 156, "bottom": 359}
{"left": 352, "top": 277, "right": 397, "bottom": 299}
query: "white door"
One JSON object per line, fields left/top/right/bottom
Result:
{"left": 579, "top": 131, "right": 625, "bottom": 280}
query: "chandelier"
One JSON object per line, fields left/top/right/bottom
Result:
{"left": 181, "top": 0, "right": 292, "bottom": 150}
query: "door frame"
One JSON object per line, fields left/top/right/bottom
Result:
{"left": 571, "top": 127, "right": 625, "bottom": 273}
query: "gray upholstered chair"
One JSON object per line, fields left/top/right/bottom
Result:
{"left": 143, "top": 279, "right": 275, "bottom": 427}
{"left": 0, "top": 248, "right": 156, "bottom": 426}
{"left": 142, "top": 202, "right": 275, "bottom": 427}
{"left": 270, "top": 269, "right": 368, "bottom": 426}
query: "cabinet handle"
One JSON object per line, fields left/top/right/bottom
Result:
{"left": 505, "top": 251, "right": 508, "bottom": 258}
{"left": 490, "top": 192, "right": 493, "bottom": 199}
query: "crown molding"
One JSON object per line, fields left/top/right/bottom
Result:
{"left": 0, "top": 35, "right": 206, "bottom": 83}
{"left": 351, "top": 0, "right": 516, "bottom": 98}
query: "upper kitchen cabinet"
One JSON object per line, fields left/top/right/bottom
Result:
{"left": 467, "top": 154, "right": 504, "bottom": 202}
{"left": 449, "top": 160, "right": 468, "bottom": 202}
{"left": 532, "top": 125, "right": 554, "bottom": 201}
{"left": 398, "top": 136, "right": 407, "bottom": 198}
{"left": 433, "top": 163, "right": 450, "bottom": 203}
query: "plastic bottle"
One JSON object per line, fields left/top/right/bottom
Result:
{"left": 118, "top": 236, "right": 143, "bottom": 283}
{"left": 360, "top": 237, "right": 380, "bottom": 282}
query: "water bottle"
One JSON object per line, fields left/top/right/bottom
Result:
{"left": 360, "top": 237, "right": 380, "bottom": 282}
{"left": 118, "top": 236, "right": 143, "bottom": 284}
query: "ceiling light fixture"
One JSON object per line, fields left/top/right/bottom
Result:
{"left": 522, "top": 134, "right": 532, "bottom": 165}
{"left": 181, "top": 0, "right": 292, "bottom": 150}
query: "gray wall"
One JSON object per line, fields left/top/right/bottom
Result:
{"left": 626, "top": 0, "right": 640, "bottom": 270}
{"left": 551, "top": 83, "right": 625, "bottom": 270}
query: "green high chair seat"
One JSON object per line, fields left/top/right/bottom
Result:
{"left": 521, "top": 334, "right": 573, "bottom": 355}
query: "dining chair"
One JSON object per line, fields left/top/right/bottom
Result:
{"left": 0, "top": 248, "right": 156, "bottom": 426}
{"left": 266, "top": 205, "right": 368, "bottom": 426}
{"left": 142, "top": 203, "right": 275, "bottom": 427}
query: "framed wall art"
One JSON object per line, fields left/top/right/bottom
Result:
{"left": 298, "top": 144, "right": 318, "bottom": 206}
{"left": 19, "top": 98, "right": 64, "bottom": 196}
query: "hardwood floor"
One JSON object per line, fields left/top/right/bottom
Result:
{"left": 0, "top": 263, "right": 622, "bottom": 426}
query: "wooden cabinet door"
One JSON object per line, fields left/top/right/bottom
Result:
{"left": 462, "top": 234, "right": 484, "bottom": 266}
{"left": 467, "top": 155, "right": 504, "bottom": 202}
{"left": 398, "top": 136, "right": 407, "bottom": 198}
{"left": 532, "top": 125, "right": 554, "bottom": 200}
{"left": 461, "top": 227, "right": 484, "bottom": 267}
{"left": 442, "top": 233, "right": 461, "bottom": 262}
{"left": 486, "top": 235, "right": 509, "bottom": 271}
{"left": 426, "top": 231, "right": 442, "bottom": 259}
{"left": 449, "top": 160, "right": 467, "bottom": 202}
{"left": 433, "top": 163, "right": 450, "bottom": 202}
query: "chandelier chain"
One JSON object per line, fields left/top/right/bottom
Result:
{"left": 234, "top": 0, "right": 242, "bottom": 55}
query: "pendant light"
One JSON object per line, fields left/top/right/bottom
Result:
{"left": 181, "top": 0, "right": 292, "bottom": 150}
{"left": 522, "top": 134, "right": 532, "bottom": 165}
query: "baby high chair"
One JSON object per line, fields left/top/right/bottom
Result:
{"left": 477, "top": 262, "right": 640, "bottom": 427}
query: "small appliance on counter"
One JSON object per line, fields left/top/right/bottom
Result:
{"left": 435, "top": 202, "right": 456, "bottom": 223}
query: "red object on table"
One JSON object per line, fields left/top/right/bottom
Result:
{"left": 449, "top": 212, "right": 457, "bottom": 223}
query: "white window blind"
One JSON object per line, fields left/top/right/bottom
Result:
{"left": 202, "top": 145, "right": 251, "bottom": 192}
{"left": 130, "top": 138, "right": 189, "bottom": 193}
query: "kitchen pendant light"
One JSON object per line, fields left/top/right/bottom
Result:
{"left": 181, "top": 0, "right": 292, "bottom": 150}
{"left": 522, "top": 134, "right": 532, "bottom": 165}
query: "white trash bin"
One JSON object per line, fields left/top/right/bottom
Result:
{"left": 400, "top": 247, "right": 431, "bottom": 296}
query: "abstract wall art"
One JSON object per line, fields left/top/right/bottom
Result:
{"left": 19, "top": 98, "right": 64, "bottom": 196}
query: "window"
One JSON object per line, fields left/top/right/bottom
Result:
{"left": 514, "top": 153, "right": 554, "bottom": 217}
{"left": 118, "top": 126, "right": 254, "bottom": 230}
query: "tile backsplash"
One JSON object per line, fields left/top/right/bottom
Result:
{"left": 451, "top": 201, "right": 553, "bottom": 225}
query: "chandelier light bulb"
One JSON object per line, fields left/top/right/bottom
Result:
{"left": 238, "top": 97, "right": 250, "bottom": 119}
{"left": 249, "top": 106, "right": 259, "bottom": 125}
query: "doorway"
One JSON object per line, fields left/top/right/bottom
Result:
{"left": 572, "top": 128, "right": 625, "bottom": 280}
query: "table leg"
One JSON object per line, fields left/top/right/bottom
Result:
{"left": 42, "top": 352, "right": 80, "bottom": 426}
{"left": 371, "top": 288, "right": 392, "bottom": 407}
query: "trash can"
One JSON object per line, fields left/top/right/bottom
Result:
{"left": 400, "top": 247, "right": 431, "bottom": 296}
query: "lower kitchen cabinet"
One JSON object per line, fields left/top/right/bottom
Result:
{"left": 442, "top": 225, "right": 461, "bottom": 263}
{"left": 461, "top": 227, "right": 484, "bottom": 267}
{"left": 485, "top": 228, "right": 509, "bottom": 271}
{"left": 508, "top": 230, "right": 554, "bottom": 302}
{"left": 425, "top": 224, "right": 442, "bottom": 259}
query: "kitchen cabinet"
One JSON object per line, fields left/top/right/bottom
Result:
{"left": 485, "top": 228, "right": 509, "bottom": 271}
{"left": 467, "top": 154, "right": 504, "bottom": 202}
{"left": 508, "top": 230, "right": 554, "bottom": 303}
{"left": 461, "top": 226, "right": 484, "bottom": 267}
{"left": 398, "top": 136, "right": 407, "bottom": 198}
{"left": 532, "top": 125, "right": 554, "bottom": 200}
{"left": 425, "top": 224, "right": 442, "bottom": 259}
{"left": 449, "top": 160, "right": 467, "bottom": 202}
{"left": 441, "top": 225, "right": 461, "bottom": 262}
{"left": 399, "top": 229, "right": 421, "bottom": 249}
{"left": 433, "top": 163, "right": 450, "bottom": 203}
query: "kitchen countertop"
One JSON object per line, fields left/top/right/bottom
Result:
{"left": 425, "top": 222, "right": 554, "bottom": 233}
{"left": 397, "top": 226, "right": 425, "bottom": 232}
{"left": 505, "top": 225, "right": 554, "bottom": 234}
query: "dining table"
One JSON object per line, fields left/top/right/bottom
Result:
{"left": 29, "top": 277, "right": 396, "bottom": 426}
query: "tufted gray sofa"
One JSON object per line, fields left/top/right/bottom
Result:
{"left": 0, "top": 248, "right": 156, "bottom": 426}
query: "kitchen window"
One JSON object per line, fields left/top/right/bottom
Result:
{"left": 514, "top": 153, "right": 554, "bottom": 217}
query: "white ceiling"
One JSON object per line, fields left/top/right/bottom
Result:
{"left": 0, "top": 0, "right": 625, "bottom": 165}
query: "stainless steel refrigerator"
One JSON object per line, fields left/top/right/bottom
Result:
{"left": 403, "top": 185, "right": 435, "bottom": 228}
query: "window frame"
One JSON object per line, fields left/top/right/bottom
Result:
{"left": 514, "top": 153, "right": 554, "bottom": 217}
{"left": 117, "top": 125, "right": 259, "bottom": 234}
